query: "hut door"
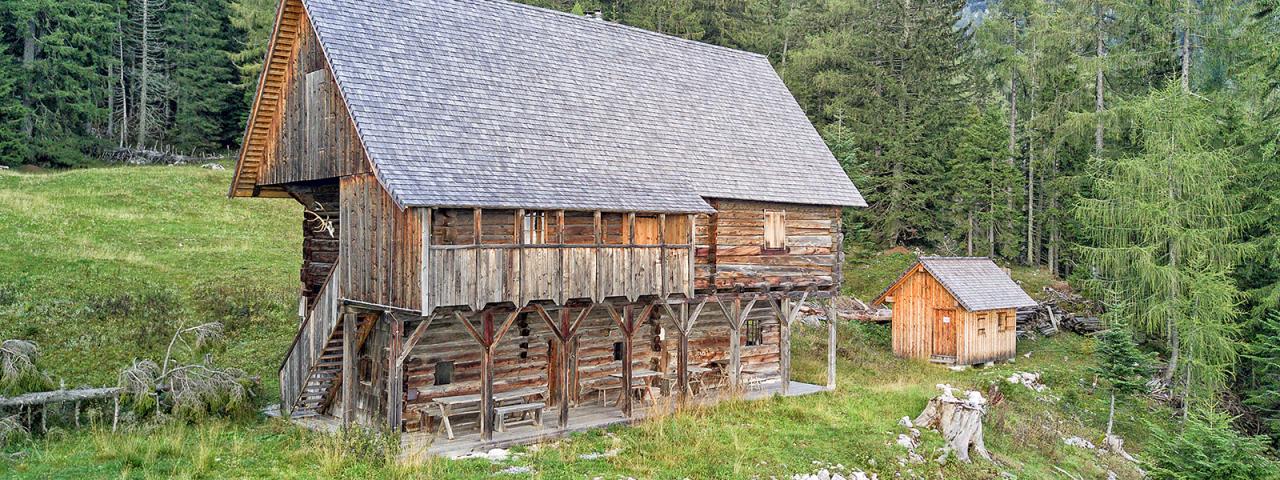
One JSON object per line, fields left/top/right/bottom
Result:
{"left": 932, "top": 309, "right": 957, "bottom": 357}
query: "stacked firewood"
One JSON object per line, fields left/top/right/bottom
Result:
{"left": 1017, "top": 287, "right": 1103, "bottom": 338}
{"left": 796, "top": 296, "right": 892, "bottom": 324}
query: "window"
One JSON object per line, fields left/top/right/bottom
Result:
{"left": 744, "top": 316, "right": 763, "bottom": 346}
{"left": 613, "top": 341, "right": 625, "bottom": 361}
{"left": 998, "top": 312, "right": 1013, "bottom": 332}
{"left": 522, "top": 211, "right": 548, "bottom": 244}
{"left": 978, "top": 327, "right": 987, "bottom": 336}
{"left": 764, "top": 211, "right": 786, "bottom": 253}
{"left": 434, "top": 361, "right": 454, "bottom": 386}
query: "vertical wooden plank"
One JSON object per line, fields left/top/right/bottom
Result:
{"left": 515, "top": 208, "right": 525, "bottom": 306}
{"left": 386, "top": 313, "right": 404, "bottom": 431}
{"left": 686, "top": 214, "right": 695, "bottom": 296}
{"left": 558, "top": 308, "right": 572, "bottom": 428}
{"left": 556, "top": 211, "right": 566, "bottom": 304}
{"left": 421, "top": 208, "right": 432, "bottom": 314}
{"left": 658, "top": 214, "right": 667, "bottom": 297}
{"left": 626, "top": 213, "right": 636, "bottom": 300}
{"left": 594, "top": 211, "right": 603, "bottom": 301}
{"left": 341, "top": 311, "right": 355, "bottom": 426}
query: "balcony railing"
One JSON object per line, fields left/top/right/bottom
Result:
{"left": 425, "top": 243, "right": 692, "bottom": 312}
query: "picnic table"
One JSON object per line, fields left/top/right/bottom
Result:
{"left": 429, "top": 386, "right": 547, "bottom": 439}
{"left": 601, "top": 368, "right": 661, "bottom": 406}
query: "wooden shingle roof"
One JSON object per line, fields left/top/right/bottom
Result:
{"left": 874, "top": 257, "right": 1037, "bottom": 312}
{"left": 232, "top": 0, "right": 865, "bottom": 212}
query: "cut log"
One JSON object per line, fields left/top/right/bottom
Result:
{"left": 0, "top": 387, "right": 122, "bottom": 407}
{"left": 913, "top": 384, "right": 991, "bottom": 463}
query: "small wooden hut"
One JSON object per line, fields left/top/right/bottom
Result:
{"left": 230, "top": 0, "right": 865, "bottom": 457}
{"left": 872, "top": 257, "right": 1035, "bottom": 365}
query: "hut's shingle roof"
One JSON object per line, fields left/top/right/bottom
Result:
{"left": 918, "top": 257, "right": 1037, "bottom": 311}
{"left": 301, "top": 0, "right": 865, "bottom": 212}
{"left": 875, "top": 257, "right": 1037, "bottom": 311}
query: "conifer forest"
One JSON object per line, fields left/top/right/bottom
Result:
{"left": 2, "top": 0, "right": 1280, "bottom": 474}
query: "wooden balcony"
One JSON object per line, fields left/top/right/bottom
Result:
{"left": 424, "top": 243, "right": 692, "bottom": 312}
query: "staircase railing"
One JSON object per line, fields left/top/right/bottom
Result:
{"left": 279, "top": 262, "right": 341, "bottom": 416}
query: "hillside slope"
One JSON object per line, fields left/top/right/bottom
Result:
{"left": 0, "top": 167, "right": 1166, "bottom": 478}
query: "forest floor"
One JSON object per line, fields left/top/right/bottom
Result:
{"left": 0, "top": 165, "right": 1170, "bottom": 479}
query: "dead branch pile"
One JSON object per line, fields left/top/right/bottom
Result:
{"left": 1, "top": 340, "right": 52, "bottom": 396}
{"left": 119, "top": 322, "right": 256, "bottom": 419}
{"left": 798, "top": 296, "right": 891, "bottom": 324}
{"left": 913, "top": 384, "right": 991, "bottom": 463}
{"left": 1017, "top": 287, "right": 1103, "bottom": 338}
{"left": 107, "top": 147, "right": 223, "bottom": 166}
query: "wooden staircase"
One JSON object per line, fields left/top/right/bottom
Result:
{"left": 279, "top": 264, "right": 358, "bottom": 418}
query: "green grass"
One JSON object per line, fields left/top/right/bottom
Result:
{"left": 0, "top": 166, "right": 1180, "bottom": 478}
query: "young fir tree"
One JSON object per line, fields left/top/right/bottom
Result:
{"left": 1243, "top": 310, "right": 1280, "bottom": 445}
{"left": 1091, "top": 311, "right": 1153, "bottom": 438}
{"left": 0, "top": 57, "right": 28, "bottom": 166}
{"left": 1074, "top": 84, "right": 1250, "bottom": 405}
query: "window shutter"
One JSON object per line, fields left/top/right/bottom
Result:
{"left": 764, "top": 211, "right": 786, "bottom": 250}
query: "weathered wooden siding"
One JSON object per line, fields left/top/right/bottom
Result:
{"left": 888, "top": 266, "right": 963, "bottom": 361}
{"left": 340, "top": 174, "right": 423, "bottom": 310}
{"left": 956, "top": 308, "right": 1017, "bottom": 364}
{"left": 258, "top": 14, "right": 369, "bottom": 186}
{"left": 697, "top": 200, "right": 842, "bottom": 290}
{"left": 333, "top": 314, "right": 390, "bottom": 425}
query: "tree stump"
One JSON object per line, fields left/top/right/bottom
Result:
{"left": 913, "top": 384, "right": 991, "bottom": 463}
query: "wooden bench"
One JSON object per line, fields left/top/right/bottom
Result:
{"left": 494, "top": 402, "right": 545, "bottom": 432}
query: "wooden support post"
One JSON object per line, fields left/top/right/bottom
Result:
{"left": 479, "top": 311, "right": 495, "bottom": 441}
{"left": 728, "top": 296, "right": 742, "bottom": 389}
{"left": 558, "top": 308, "right": 573, "bottom": 428}
{"left": 780, "top": 306, "right": 791, "bottom": 396}
{"left": 342, "top": 311, "right": 355, "bottom": 427}
{"left": 621, "top": 305, "right": 635, "bottom": 417}
{"left": 826, "top": 304, "right": 838, "bottom": 391}
{"left": 387, "top": 312, "right": 404, "bottom": 432}
{"left": 677, "top": 302, "right": 690, "bottom": 400}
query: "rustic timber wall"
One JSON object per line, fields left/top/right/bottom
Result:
{"left": 698, "top": 200, "right": 842, "bottom": 290}
{"left": 889, "top": 267, "right": 963, "bottom": 361}
{"left": 334, "top": 315, "right": 390, "bottom": 425}
{"left": 396, "top": 305, "right": 780, "bottom": 432}
{"left": 339, "top": 174, "right": 423, "bottom": 311}
{"left": 258, "top": 14, "right": 370, "bottom": 186}
{"left": 956, "top": 308, "right": 1017, "bottom": 364}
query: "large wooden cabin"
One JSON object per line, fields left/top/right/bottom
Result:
{"left": 232, "top": 0, "right": 865, "bottom": 455}
{"left": 872, "top": 257, "right": 1036, "bottom": 366}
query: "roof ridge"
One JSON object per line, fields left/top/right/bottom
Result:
{"left": 469, "top": 0, "right": 770, "bottom": 61}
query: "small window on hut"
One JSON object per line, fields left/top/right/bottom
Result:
{"left": 434, "top": 361, "right": 455, "bottom": 386}
{"left": 522, "top": 211, "right": 549, "bottom": 244}
{"left": 998, "top": 312, "right": 1012, "bottom": 332}
{"left": 744, "top": 316, "right": 763, "bottom": 346}
{"left": 763, "top": 211, "right": 786, "bottom": 253}
{"left": 613, "top": 342, "right": 624, "bottom": 361}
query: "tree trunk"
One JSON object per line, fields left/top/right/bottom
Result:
{"left": 21, "top": 18, "right": 36, "bottom": 145}
{"left": 1094, "top": 2, "right": 1105, "bottom": 155}
{"left": 914, "top": 386, "right": 991, "bottom": 463}
{"left": 1180, "top": 0, "right": 1192, "bottom": 93}
{"left": 1105, "top": 393, "right": 1115, "bottom": 437}
{"left": 136, "top": 0, "right": 151, "bottom": 148}
{"left": 967, "top": 209, "right": 975, "bottom": 256}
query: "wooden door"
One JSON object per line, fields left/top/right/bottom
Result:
{"left": 932, "top": 308, "right": 957, "bottom": 357}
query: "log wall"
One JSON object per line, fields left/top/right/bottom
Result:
{"left": 295, "top": 182, "right": 340, "bottom": 310}
{"left": 258, "top": 14, "right": 369, "bottom": 186}
{"left": 697, "top": 200, "right": 842, "bottom": 290}
{"left": 398, "top": 304, "right": 780, "bottom": 433}
{"left": 340, "top": 174, "right": 423, "bottom": 311}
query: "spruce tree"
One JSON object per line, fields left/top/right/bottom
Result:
{"left": 1091, "top": 311, "right": 1153, "bottom": 437}
{"left": 166, "top": 0, "right": 240, "bottom": 151}
{"left": 1243, "top": 310, "right": 1280, "bottom": 445}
